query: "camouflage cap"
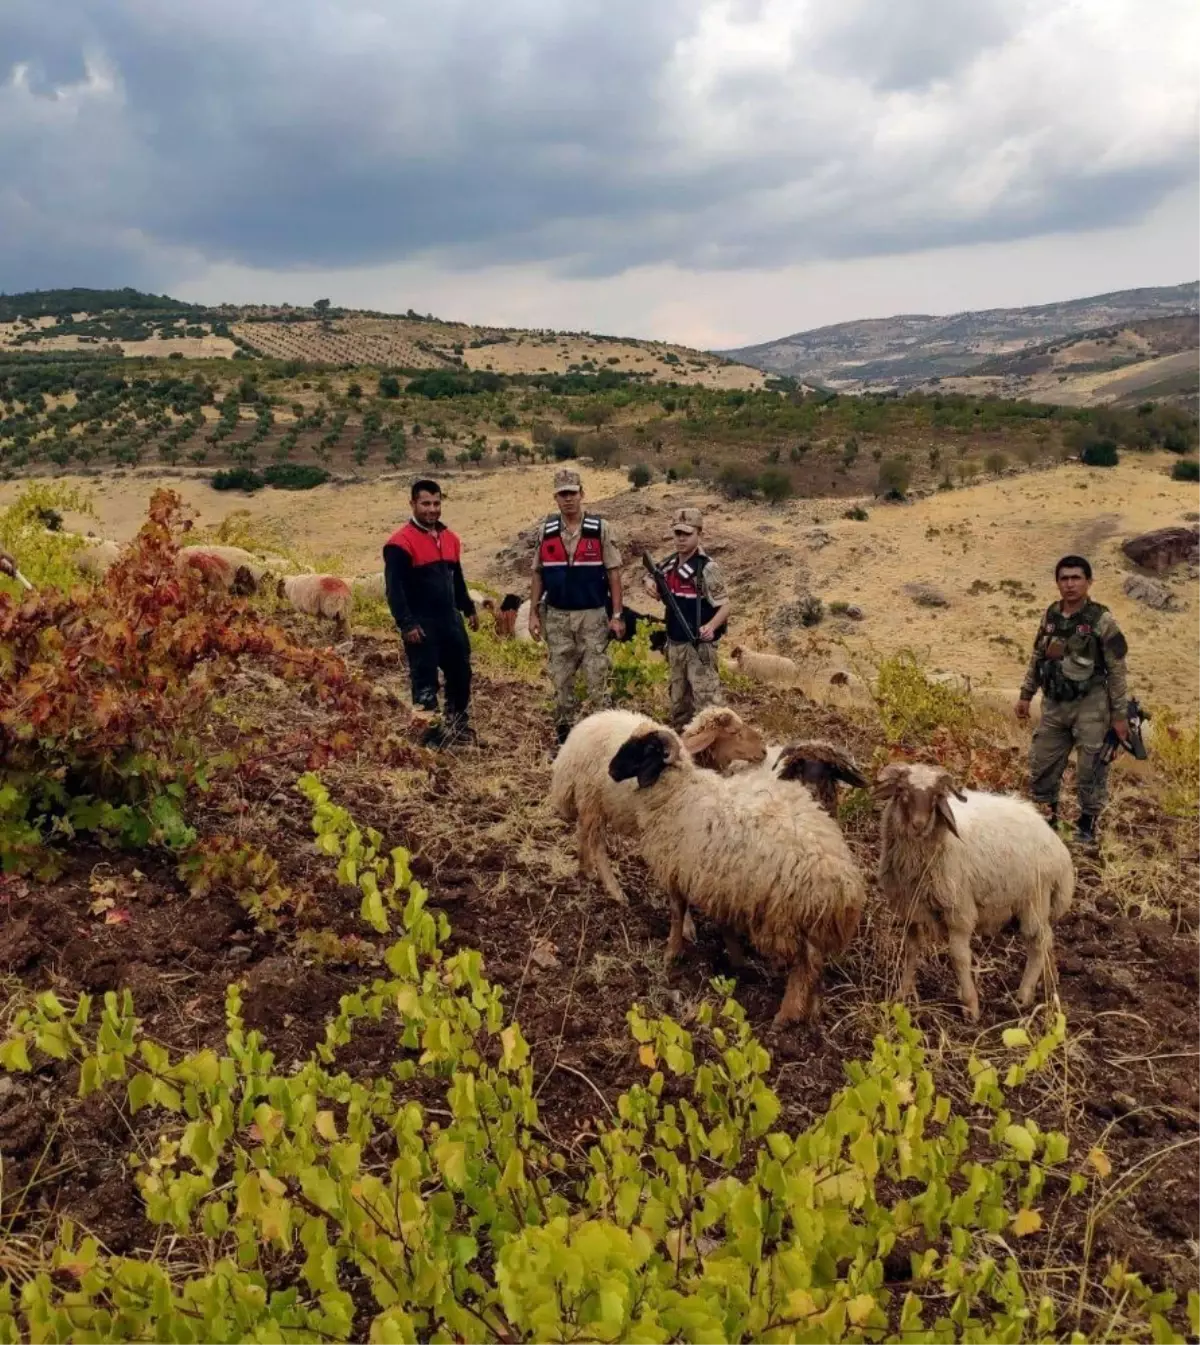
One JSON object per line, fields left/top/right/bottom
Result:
{"left": 671, "top": 507, "right": 703, "bottom": 533}
{"left": 553, "top": 467, "right": 582, "bottom": 493}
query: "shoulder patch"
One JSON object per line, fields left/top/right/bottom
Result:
{"left": 1104, "top": 629, "right": 1128, "bottom": 660}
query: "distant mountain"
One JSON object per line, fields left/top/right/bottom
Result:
{"left": 720, "top": 283, "right": 1199, "bottom": 389}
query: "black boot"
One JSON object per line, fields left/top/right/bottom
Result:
{"left": 1075, "top": 813, "right": 1097, "bottom": 845}
{"left": 420, "top": 721, "right": 447, "bottom": 748}
{"left": 555, "top": 721, "right": 572, "bottom": 746}
{"left": 444, "top": 715, "right": 477, "bottom": 748}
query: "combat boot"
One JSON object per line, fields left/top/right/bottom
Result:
{"left": 1075, "top": 813, "right": 1098, "bottom": 846}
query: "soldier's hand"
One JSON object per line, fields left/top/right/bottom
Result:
{"left": 698, "top": 622, "right": 716, "bottom": 642}
{"left": 1112, "top": 717, "right": 1130, "bottom": 742}
{"left": 1015, "top": 698, "right": 1031, "bottom": 720}
{"left": 528, "top": 610, "right": 542, "bottom": 642}
{"left": 403, "top": 625, "right": 424, "bottom": 645}
{"left": 467, "top": 612, "right": 479, "bottom": 632}
{"left": 608, "top": 616, "right": 625, "bottom": 639}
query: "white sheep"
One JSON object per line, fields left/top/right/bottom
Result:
{"left": 513, "top": 598, "right": 534, "bottom": 642}
{"left": 74, "top": 538, "right": 122, "bottom": 578}
{"left": 177, "top": 544, "right": 278, "bottom": 593}
{"left": 279, "top": 574, "right": 353, "bottom": 638}
{"left": 608, "top": 723, "right": 866, "bottom": 1025}
{"left": 550, "top": 706, "right": 766, "bottom": 907}
{"left": 351, "top": 572, "right": 387, "bottom": 602}
{"left": 873, "top": 761, "right": 1074, "bottom": 1022}
{"left": 727, "top": 645, "right": 801, "bottom": 686}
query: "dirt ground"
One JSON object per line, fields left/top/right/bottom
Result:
{"left": 0, "top": 629, "right": 1195, "bottom": 1330}
{"left": 6, "top": 451, "right": 1196, "bottom": 711}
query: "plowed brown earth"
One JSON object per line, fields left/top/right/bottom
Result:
{"left": 1, "top": 626, "right": 1196, "bottom": 1331}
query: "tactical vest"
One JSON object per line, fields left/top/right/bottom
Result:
{"left": 663, "top": 551, "right": 722, "bottom": 643}
{"left": 538, "top": 514, "right": 610, "bottom": 611}
{"left": 1034, "top": 599, "right": 1108, "bottom": 702}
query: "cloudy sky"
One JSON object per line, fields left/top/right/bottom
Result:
{"left": 2, "top": 0, "right": 1196, "bottom": 347}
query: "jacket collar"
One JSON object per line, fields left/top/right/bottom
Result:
{"left": 409, "top": 516, "right": 446, "bottom": 534}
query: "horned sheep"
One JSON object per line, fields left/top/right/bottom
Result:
{"left": 608, "top": 723, "right": 866, "bottom": 1024}
{"left": 873, "top": 761, "right": 1074, "bottom": 1022}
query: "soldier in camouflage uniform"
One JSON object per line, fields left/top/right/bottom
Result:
{"left": 528, "top": 468, "right": 625, "bottom": 745}
{"left": 1016, "top": 554, "right": 1130, "bottom": 845}
{"left": 643, "top": 508, "right": 731, "bottom": 728}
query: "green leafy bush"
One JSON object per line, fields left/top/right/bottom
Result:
{"left": 627, "top": 462, "right": 652, "bottom": 489}
{"left": 1170, "top": 458, "right": 1199, "bottom": 482}
{"left": 873, "top": 649, "right": 975, "bottom": 744}
{"left": 758, "top": 467, "right": 794, "bottom": 503}
{"left": 843, "top": 505, "right": 869, "bottom": 521}
{"left": 876, "top": 455, "right": 912, "bottom": 499}
{"left": 718, "top": 462, "right": 758, "bottom": 499}
{"left": 262, "top": 463, "right": 330, "bottom": 491}
{"left": 211, "top": 466, "right": 263, "bottom": 492}
{"left": 1081, "top": 439, "right": 1120, "bottom": 467}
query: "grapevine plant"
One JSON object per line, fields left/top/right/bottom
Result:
{"left": 0, "top": 776, "right": 1190, "bottom": 1344}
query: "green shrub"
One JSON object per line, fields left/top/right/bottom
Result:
{"left": 261, "top": 463, "right": 330, "bottom": 491}
{"left": 426, "top": 445, "right": 446, "bottom": 465}
{"left": 843, "top": 505, "right": 869, "bottom": 521}
{"left": 211, "top": 466, "right": 263, "bottom": 492}
{"left": 758, "top": 467, "right": 794, "bottom": 503}
{"left": 378, "top": 374, "right": 401, "bottom": 398}
{"left": 718, "top": 462, "right": 758, "bottom": 500}
{"left": 627, "top": 463, "right": 652, "bottom": 489}
{"left": 551, "top": 433, "right": 578, "bottom": 461}
{"left": 1170, "top": 458, "right": 1199, "bottom": 482}
{"left": 873, "top": 649, "right": 974, "bottom": 744}
{"left": 984, "top": 450, "right": 1009, "bottom": 476}
{"left": 1081, "top": 439, "right": 1119, "bottom": 467}
{"left": 876, "top": 455, "right": 912, "bottom": 499}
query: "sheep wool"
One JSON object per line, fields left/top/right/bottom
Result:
{"left": 609, "top": 725, "right": 866, "bottom": 1025}
{"left": 513, "top": 598, "right": 533, "bottom": 642}
{"left": 728, "top": 645, "right": 801, "bottom": 686}
{"left": 74, "top": 539, "right": 121, "bottom": 578}
{"left": 875, "top": 762, "right": 1074, "bottom": 1022}
{"left": 281, "top": 574, "right": 353, "bottom": 636}
{"left": 551, "top": 706, "right": 767, "bottom": 908}
{"left": 351, "top": 572, "right": 387, "bottom": 602}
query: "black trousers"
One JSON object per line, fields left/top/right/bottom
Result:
{"left": 406, "top": 617, "right": 472, "bottom": 721}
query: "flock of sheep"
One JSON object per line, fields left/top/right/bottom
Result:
{"left": 66, "top": 530, "right": 1074, "bottom": 1029}
{"left": 551, "top": 705, "right": 1074, "bottom": 1027}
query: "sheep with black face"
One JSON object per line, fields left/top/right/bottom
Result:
{"left": 549, "top": 706, "right": 766, "bottom": 907}
{"left": 608, "top": 723, "right": 866, "bottom": 1026}
{"left": 725, "top": 738, "right": 868, "bottom": 819}
{"left": 874, "top": 761, "right": 1075, "bottom": 1021}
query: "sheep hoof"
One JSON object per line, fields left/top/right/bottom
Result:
{"left": 962, "top": 1001, "right": 981, "bottom": 1023}
{"left": 682, "top": 911, "right": 697, "bottom": 943}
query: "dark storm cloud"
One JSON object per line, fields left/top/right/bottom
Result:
{"left": 0, "top": 0, "right": 1195, "bottom": 292}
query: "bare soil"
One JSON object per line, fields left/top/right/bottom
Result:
{"left": 1, "top": 628, "right": 1196, "bottom": 1322}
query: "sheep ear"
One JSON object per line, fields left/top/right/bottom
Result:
{"left": 936, "top": 795, "right": 960, "bottom": 837}
{"left": 680, "top": 725, "right": 719, "bottom": 753}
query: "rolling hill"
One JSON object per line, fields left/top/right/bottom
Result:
{"left": 720, "top": 282, "right": 1199, "bottom": 393}
{"left": 0, "top": 288, "right": 764, "bottom": 389}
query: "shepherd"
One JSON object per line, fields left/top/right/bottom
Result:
{"left": 383, "top": 478, "right": 479, "bottom": 748}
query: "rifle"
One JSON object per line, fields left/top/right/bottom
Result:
{"left": 641, "top": 552, "right": 698, "bottom": 647}
{"left": 1099, "top": 696, "right": 1150, "bottom": 764}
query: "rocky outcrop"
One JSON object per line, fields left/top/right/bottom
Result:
{"left": 1123, "top": 575, "right": 1179, "bottom": 611}
{"left": 1121, "top": 526, "right": 1199, "bottom": 573}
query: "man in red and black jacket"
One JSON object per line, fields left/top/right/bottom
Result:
{"left": 383, "top": 479, "right": 479, "bottom": 747}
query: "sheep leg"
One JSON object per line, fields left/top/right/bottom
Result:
{"left": 1015, "top": 917, "right": 1052, "bottom": 1008}
{"left": 898, "top": 927, "right": 924, "bottom": 1001}
{"left": 665, "top": 889, "right": 689, "bottom": 964}
{"left": 721, "top": 927, "right": 749, "bottom": 970}
{"left": 578, "top": 821, "right": 626, "bottom": 904}
{"left": 947, "top": 927, "right": 980, "bottom": 1022}
{"left": 682, "top": 909, "right": 697, "bottom": 943}
{"left": 773, "top": 944, "right": 821, "bottom": 1027}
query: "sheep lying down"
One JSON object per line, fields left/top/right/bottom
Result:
{"left": 608, "top": 722, "right": 866, "bottom": 1026}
